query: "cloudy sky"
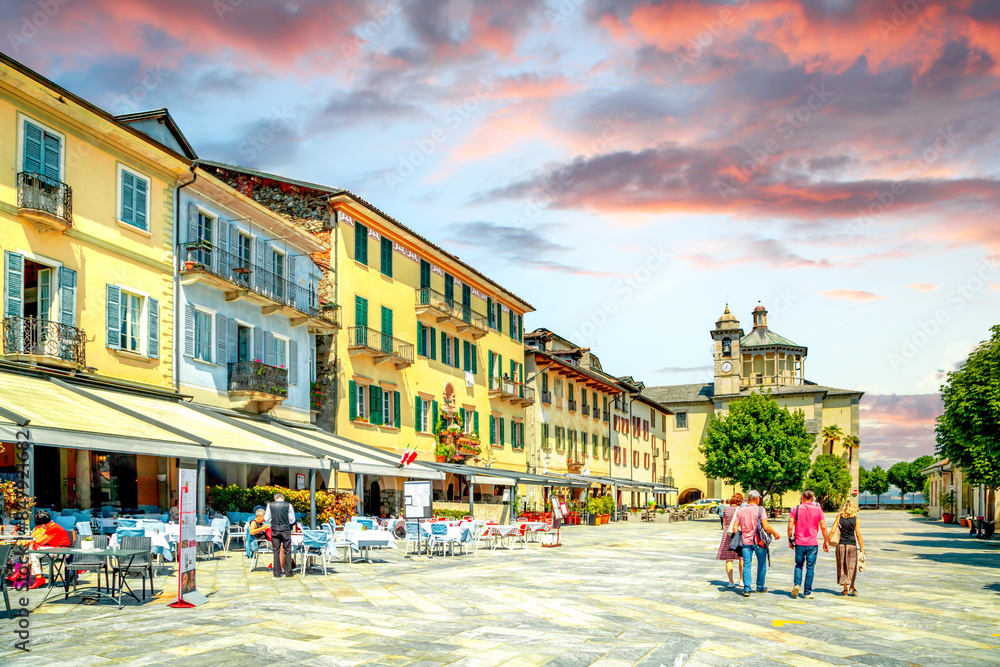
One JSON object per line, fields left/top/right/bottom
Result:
{"left": 6, "top": 0, "right": 998, "bottom": 469}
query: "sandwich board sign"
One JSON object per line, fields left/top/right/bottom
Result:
{"left": 169, "top": 467, "right": 207, "bottom": 608}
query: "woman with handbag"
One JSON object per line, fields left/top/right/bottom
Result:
{"left": 716, "top": 494, "right": 744, "bottom": 588}
{"left": 833, "top": 502, "right": 864, "bottom": 595}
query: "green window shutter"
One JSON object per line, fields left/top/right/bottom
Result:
{"left": 417, "top": 322, "right": 425, "bottom": 356}
{"left": 380, "top": 236, "right": 392, "bottom": 277}
{"left": 488, "top": 350, "right": 494, "bottom": 378}
{"left": 23, "top": 121, "right": 43, "bottom": 175}
{"left": 499, "top": 418, "right": 505, "bottom": 447}
{"left": 420, "top": 260, "right": 430, "bottom": 289}
{"left": 4, "top": 251, "right": 24, "bottom": 318}
{"left": 349, "top": 380, "right": 357, "bottom": 421}
{"left": 42, "top": 132, "right": 59, "bottom": 181}
{"left": 415, "top": 397, "right": 422, "bottom": 431}
{"left": 487, "top": 297, "right": 494, "bottom": 328}
{"left": 459, "top": 407, "right": 466, "bottom": 429}
{"left": 490, "top": 415, "right": 495, "bottom": 444}
{"left": 147, "top": 297, "right": 159, "bottom": 359}
{"left": 497, "top": 305, "right": 503, "bottom": 334}
{"left": 471, "top": 345, "right": 478, "bottom": 374}
{"left": 59, "top": 267, "right": 76, "bottom": 326}
{"left": 430, "top": 327, "right": 437, "bottom": 360}
{"left": 440, "top": 330, "right": 447, "bottom": 364}
{"left": 381, "top": 306, "right": 392, "bottom": 336}
{"left": 106, "top": 284, "right": 121, "bottom": 350}
{"left": 432, "top": 400, "right": 438, "bottom": 430}
{"left": 355, "top": 296, "right": 368, "bottom": 326}
{"left": 370, "top": 386, "right": 382, "bottom": 424}
{"left": 463, "top": 340, "right": 470, "bottom": 371}
{"left": 518, "top": 314, "right": 523, "bottom": 342}
{"left": 509, "top": 311, "right": 515, "bottom": 338}
{"left": 452, "top": 336, "right": 459, "bottom": 368}
{"left": 394, "top": 391, "right": 401, "bottom": 428}
{"left": 121, "top": 170, "right": 135, "bottom": 224}
{"left": 473, "top": 411, "right": 479, "bottom": 435}
{"left": 355, "top": 222, "right": 367, "bottom": 264}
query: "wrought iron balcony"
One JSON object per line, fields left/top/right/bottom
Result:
{"left": 414, "top": 287, "right": 487, "bottom": 338}
{"left": 1, "top": 316, "right": 86, "bottom": 369}
{"left": 581, "top": 404, "right": 590, "bottom": 416}
{"left": 603, "top": 411, "right": 610, "bottom": 423}
{"left": 179, "top": 241, "right": 338, "bottom": 333}
{"left": 567, "top": 399, "right": 577, "bottom": 412}
{"left": 227, "top": 360, "right": 288, "bottom": 401}
{"left": 658, "top": 476, "right": 675, "bottom": 488}
{"left": 593, "top": 407, "right": 601, "bottom": 420}
{"left": 346, "top": 326, "right": 414, "bottom": 368}
{"left": 488, "top": 376, "right": 535, "bottom": 405}
{"left": 17, "top": 172, "right": 72, "bottom": 233}
{"left": 541, "top": 390, "right": 552, "bottom": 404}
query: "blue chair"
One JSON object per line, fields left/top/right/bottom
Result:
{"left": 75, "top": 513, "right": 92, "bottom": 526}
{"left": 430, "top": 523, "right": 455, "bottom": 556}
{"left": 117, "top": 518, "right": 139, "bottom": 530}
{"left": 209, "top": 517, "right": 229, "bottom": 555}
{"left": 101, "top": 506, "right": 117, "bottom": 518}
{"left": 404, "top": 520, "right": 422, "bottom": 556}
{"left": 116, "top": 527, "right": 144, "bottom": 538}
{"left": 160, "top": 513, "right": 170, "bottom": 524}
{"left": 301, "top": 530, "right": 331, "bottom": 576}
{"left": 245, "top": 523, "right": 272, "bottom": 571}
{"left": 54, "top": 516, "right": 77, "bottom": 533}
{"left": 60, "top": 508, "right": 76, "bottom": 516}
{"left": 226, "top": 512, "right": 242, "bottom": 525}
{"left": 138, "top": 505, "right": 160, "bottom": 515}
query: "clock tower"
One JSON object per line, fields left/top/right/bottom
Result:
{"left": 711, "top": 305, "right": 744, "bottom": 395}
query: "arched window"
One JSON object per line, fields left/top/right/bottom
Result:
{"left": 721, "top": 338, "right": 731, "bottom": 357}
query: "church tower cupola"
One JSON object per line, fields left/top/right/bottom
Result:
{"left": 752, "top": 303, "right": 767, "bottom": 330}
{"left": 711, "top": 305, "right": 744, "bottom": 396}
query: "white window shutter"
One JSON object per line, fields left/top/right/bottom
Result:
{"left": 183, "top": 303, "right": 195, "bottom": 357}
{"left": 289, "top": 339, "right": 298, "bottom": 385}
{"left": 216, "top": 313, "right": 227, "bottom": 365}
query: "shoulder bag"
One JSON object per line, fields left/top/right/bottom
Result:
{"left": 828, "top": 514, "right": 841, "bottom": 547}
{"left": 754, "top": 507, "right": 773, "bottom": 548}
{"left": 728, "top": 509, "right": 743, "bottom": 551}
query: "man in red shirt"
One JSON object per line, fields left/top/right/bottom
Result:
{"left": 787, "top": 489, "right": 830, "bottom": 599}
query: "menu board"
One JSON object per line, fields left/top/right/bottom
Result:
{"left": 403, "top": 481, "right": 433, "bottom": 519}
{"left": 178, "top": 468, "right": 197, "bottom": 597}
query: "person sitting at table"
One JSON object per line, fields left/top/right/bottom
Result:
{"left": 247, "top": 509, "right": 269, "bottom": 545}
{"left": 9, "top": 511, "right": 72, "bottom": 589}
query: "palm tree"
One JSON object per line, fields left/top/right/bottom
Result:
{"left": 821, "top": 425, "right": 843, "bottom": 456}
{"left": 842, "top": 435, "right": 859, "bottom": 469}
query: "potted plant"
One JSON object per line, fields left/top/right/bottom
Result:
{"left": 81, "top": 535, "right": 95, "bottom": 551}
{"left": 586, "top": 497, "right": 601, "bottom": 525}
{"left": 434, "top": 441, "right": 453, "bottom": 463}
{"left": 939, "top": 489, "right": 956, "bottom": 523}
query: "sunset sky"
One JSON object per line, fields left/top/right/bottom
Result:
{"left": 6, "top": 0, "right": 998, "bottom": 469}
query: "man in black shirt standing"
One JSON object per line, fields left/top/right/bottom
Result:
{"left": 264, "top": 492, "right": 295, "bottom": 577}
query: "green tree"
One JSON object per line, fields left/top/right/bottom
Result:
{"left": 821, "top": 425, "right": 843, "bottom": 456}
{"left": 936, "top": 325, "right": 1000, "bottom": 488}
{"left": 864, "top": 465, "right": 889, "bottom": 506}
{"left": 858, "top": 465, "right": 868, "bottom": 493}
{"left": 887, "top": 461, "right": 915, "bottom": 507}
{"left": 909, "top": 455, "right": 935, "bottom": 505}
{"left": 699, "top": 391, "right": 814, "bottom": 503}
{"left": 843, "top": 434, "right": 859, "bottom": 469}
{"left": 804, "top": 454, "right": 852, "bottom": 511}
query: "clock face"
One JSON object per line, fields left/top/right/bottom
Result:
{"left": 721, "top": 361, "right": 733, "bottom": 373}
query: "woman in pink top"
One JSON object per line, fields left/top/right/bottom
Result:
{"left": 729, "top": 490, "right": 781, "bottom": 597}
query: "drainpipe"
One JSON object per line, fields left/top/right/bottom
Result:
{"left": 173, "top": 166, "right": 197, "bottom": 392}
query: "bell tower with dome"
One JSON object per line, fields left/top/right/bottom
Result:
{"left": 711, "top": 305, "right": 743, "bottom": 396}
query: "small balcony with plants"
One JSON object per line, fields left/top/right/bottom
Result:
{"left": 414, "top": 287, "right": 487, "bottom": 338}
{"left": 227, "top": 359, "right": 288, "bottom": 411}
{"left": 346, "top": 326, "right": 414, "bottom": 369}
{"left": 16, "top": 171, "right": 73, "bottom": 233}
{"left": 1, "top": 316, "right": 87, "bottom": 370}
{"left": 434, "top": 408, "right": 481, "bottom": 464}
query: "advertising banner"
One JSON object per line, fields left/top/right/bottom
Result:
{"left": 169, "top": 467, "right": 206, "bottom": 607}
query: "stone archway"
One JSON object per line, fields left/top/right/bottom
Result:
{"left": 678, "top": 488, "right": 703, "bottom": 505}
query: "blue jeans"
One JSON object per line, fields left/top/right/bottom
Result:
{"left": 740, "top": 545, "right": 768, "bottom": 593}
{"left": 793, "top": 545, "right": 819, "bottom": 595}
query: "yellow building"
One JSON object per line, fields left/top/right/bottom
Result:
{"left": 648, "top": 304, "right": 863, "bottom": 506}
{"left": 177, "top": 162, "right": 534, "bottom": 513}
{"left": 0, "top": 54, "right": 192, "bottom": 511}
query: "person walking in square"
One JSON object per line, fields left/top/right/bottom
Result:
{"left": 729, "top": 490, "right": 781, "bottom": 597}
{"left": 787, "top": 489, "right": 830, "bottom": 599}
{"left": 264, "top": 492, "right": 295, "bottom": 578}
{"left": 716, "top": 494, "right": 744, "bottom": 588}
{"left": 834, "top": 501, "right": 864, "bottom": 596}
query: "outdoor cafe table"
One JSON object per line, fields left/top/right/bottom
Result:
{"left": 32, "top": 547, "right": 147, "bottom": 610}
{"left": 344, "top": 529, "right": 396, "bottom": 562}
{"left": 420, "top": 522, "right": 474, "bottom": 553}
{"left": 108, "top": 531, "right": 173, "bottom": 561}
{"left": 517, "top": 521, "right": 550, "bottom": 542}
{"left": 163, "top": 524, "right": 223, "bottom": 548}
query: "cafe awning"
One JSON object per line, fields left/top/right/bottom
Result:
{"left": 561, "top": 473, "right": 676, "bottom": 494}
{"left": 425, "top": 462, "right": 592, "bottom": 488}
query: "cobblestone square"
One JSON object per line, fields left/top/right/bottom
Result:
{"left": 4, "top": 512, "right": 998, "bottom": 666}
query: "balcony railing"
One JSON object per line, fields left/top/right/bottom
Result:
{"left": 567, "top": 399, "right": 577, "bottom": 412}
{"left": 593, "top": 407, "right": 601, "bottom": 420}
{"left": 2, "top": 316, "right": 86, "bottom": 368}
{"left": 488, "top": 376, "right": 535, "bottom": 404}
{"left": 179, "top": 242, "right": 338, "bottom": 329}
{"left": 227, "top": 360, "right": 288, "bottom": 399}
{"left": 541, "top": 390, "right": 552, "bottom": 404}
{"left": 581, "top": 404, "right": 590, "bottom": 416}
{"left": 17, "top": 172, "right": 72, "bottom": 231}
{"left": 743, "top": 374, "right": 804, "bottom": 388}
{"left": 347, "top": 326, "right": 414, "bottom": 366}
{"left": 603, "top": 411, "right": 610, "bottom": 422}
{"left": 415, "top": 288, "right": 488, "bottom": 337}
{"left": 658, "top": 476, "right": 675, "bottom": 488}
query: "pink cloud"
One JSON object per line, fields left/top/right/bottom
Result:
{"left": 909, "top": 283, "right": 937, "bottom": 291}
{"left": 819, "top": 289, "right": 883, "bottom": 302}
{"left": 859, "top": 394, "right": 943, "bottom": 469}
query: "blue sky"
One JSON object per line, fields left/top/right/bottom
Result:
{"left": 5, "top": 0, "right": 999, "bottom": 468}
